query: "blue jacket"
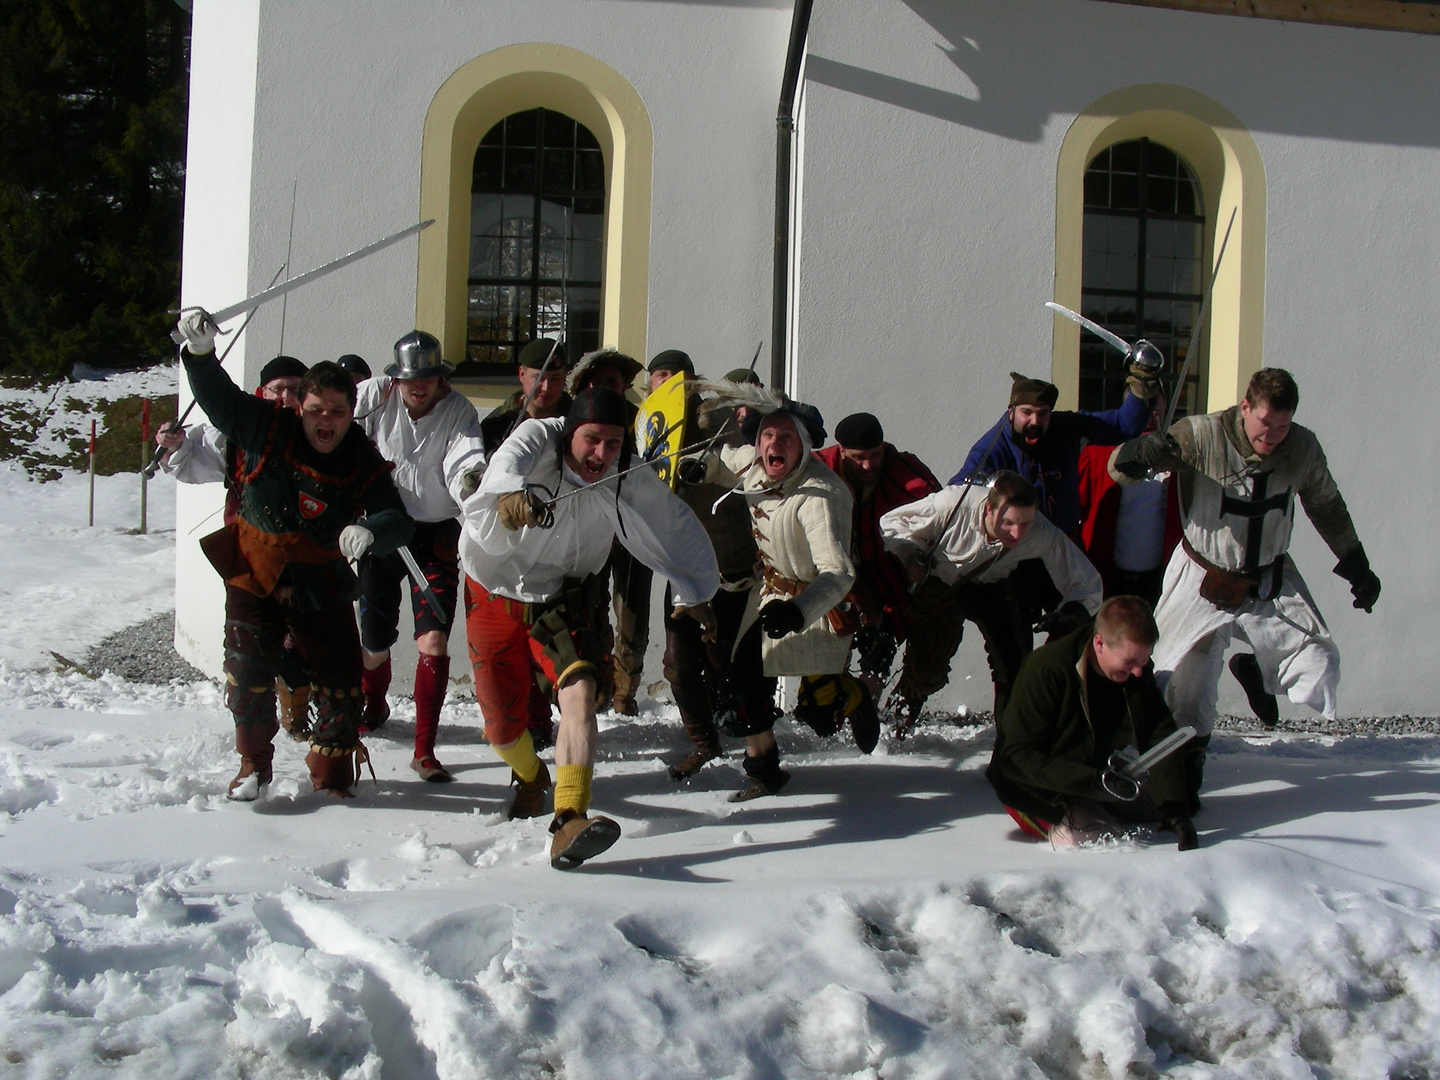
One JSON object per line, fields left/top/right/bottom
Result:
{"left": 949, "top": 392, "right": 1148, "bottom": 537}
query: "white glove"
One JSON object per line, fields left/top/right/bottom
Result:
{"left": 176, "top": 308, "right": 217, "bottom": 354}
{"left": 339, "top": 524, "right": 374, "bottom": 561}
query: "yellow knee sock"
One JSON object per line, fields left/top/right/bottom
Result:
{"left": 493, "top": 730, "right": 542, "bottom": 784}
{"left": 554, "top": 764, "right": 592, "bottom": 816}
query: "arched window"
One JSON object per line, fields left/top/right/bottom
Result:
{"left": 461, "top": 107, "right": 604, "bottom": 376}
{"left": 1081, "top": 138, "right": 1204, "bottom": 414}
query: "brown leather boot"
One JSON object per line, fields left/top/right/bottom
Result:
{"left": 275, "top": 678, "right": 312, "bottom": 741}
{"left": 548, "top": 809, "right": 621, "bottom": 869}
{"left": 228, "top": 719, "right": 279, "bottom": 801}
{"left": 509, "top": 759, "right": 552, "bottom": 820}
{"left": 306, "top": 745, "right": 357, "bottom": 798}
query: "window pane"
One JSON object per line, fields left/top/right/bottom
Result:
{"left": 467, "top": 108, "right": 607, "bottom": 375}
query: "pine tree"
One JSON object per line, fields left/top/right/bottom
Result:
{"left": 0, "top": 0, "right": 188, "bottom": 375}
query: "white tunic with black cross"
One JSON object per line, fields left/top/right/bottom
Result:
{"left": 1110, "top": 406, "right": 1362, "bottom": 724}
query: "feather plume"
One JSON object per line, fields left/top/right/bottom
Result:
{"left": 687, "top": 379, "right": 785, "bottom": 431}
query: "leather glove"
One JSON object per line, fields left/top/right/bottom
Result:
{"left": 1125, "top": 362, "right": 1163, "bottom": 401}
{"left": 496, "top": 490, "right": 542, "bottom": 531}
{"left": 1161, "top": 814, "right": 1199, "bottom": 851}
{"left": 1334, "top": 548, "right": 1380, "bottom": 613}
{"left": 339, "top": 524, "right": 374, "bottom": 561}
{"left": 1093, "top": 767, "right": 1140, "bottom": 803}
{"left": 1034, "top": 601, "right": 1091, "bottom": 637}
{"left": 673, "top": 602, "right": 717, "bottom": 643}
{"left": 1111, "top": 432, "right": 1179, "bottom": 480}
{"left": 759, "top": 598, "right": 806, "bottom": 639}
{"left": 175, "top": 307, "right": 218, "bottom": 354}
{"left": 676, "top": 455, "right": 708, "bottom": 487}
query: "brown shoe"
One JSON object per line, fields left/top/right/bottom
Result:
{"left": 306, "top": 745, "right": 357, "bottom": 798}
{"left": 410, "top": 755, "right": 453, "bottom": 782}
{"left": 228, "top": 720, "right": 278, "bottom": 801}
{"left": 668, "top": 746, "right": 721, "bottom": 781}
{"left": 275, "top": 679, "right": 312, "bottom": 741}
{"left": 509, "top": 759, "right": 552, "bottom": 820}
{"left": 549, "top": 810, "right": 621, "bottom": 869}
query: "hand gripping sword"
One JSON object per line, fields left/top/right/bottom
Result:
{"left": 170, "top": 219, "right": 433, "bottom": 342}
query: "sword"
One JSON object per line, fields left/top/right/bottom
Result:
{"left": 1121, "top": 726, "right": 1196, "bottom": 779}
{"left": 1163, "top": 206, "right": 1237, "bottom": 432}
{"left": 747, "top": 339, "right": 763, "bottom": 374}
{"left": 170, "top": 219, "right": 433, "bottom": 342}
{"left": 396, "top": 545, "right": 450, "bottom": 629}
{"left": 1045, "top": 301, "right": 1165, "bottom": 373}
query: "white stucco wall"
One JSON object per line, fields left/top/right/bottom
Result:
{"left": 175, "top": 0, "right": 262, "bottom": 674}
{"left": 795, "top": 0, "right": 1440, "bottom": 715}
{"left": 176, "top": 0, "right": 792, "bottom": 684}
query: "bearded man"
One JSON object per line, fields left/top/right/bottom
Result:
{"left": 462, "top": 387, "right": 719, "bottom": 868}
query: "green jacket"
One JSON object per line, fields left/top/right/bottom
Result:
{"left": 986, "top": 624, "right": 1186, "bottom": 820}
{"left": 183, "top": 350, "right": 412, "bottom": 611}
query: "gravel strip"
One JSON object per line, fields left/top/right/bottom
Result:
{"left": 84, "top": 611, "right": 209, "bottom": 685}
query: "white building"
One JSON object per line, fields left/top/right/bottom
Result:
{"left": 177, "top": 0, "right": 1440, "bottom": 716}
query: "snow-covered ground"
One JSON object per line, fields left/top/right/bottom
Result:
{"left": 0, "top": 376, "right": 1437, "bottom": 1079}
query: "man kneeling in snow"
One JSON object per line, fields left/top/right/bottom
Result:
{"left": 461, "top": 387, "right": 719, "bottom": 869}
{"left": 985, "top": 596, "right": 1198, "bottom": 850}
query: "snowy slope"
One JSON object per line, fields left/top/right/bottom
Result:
{"left": 0, "top": 382, "right": 1436, "bottom": 1078}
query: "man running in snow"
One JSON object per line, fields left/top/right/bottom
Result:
{"left": 569, "top": 347, "right": 650, "bottom": 717}
{"left": 695, "top": 401, "right": 864, "bottom": 792}
{"left": 1110, "top": 367, "right": 1380, "bottom": 810}
{"left": 354, "top": 331, "right": 485, "bottom": 782}
{"left": 174, "top": 310, "right": 412, "bottom": 798}
{"left": 462, "top": 387, "right": 719, "bottom": 868}
{"left": 986, "top": 595, "right": 1197, "bottom": 850}
{"left": 155, "top": 355, "right": 317, "bottom": 741}
{"left": 813, "top": 412, "right": 941, "bottom": 726}
{"left": 879, "top": 471, "right": 1102, "bottom": 719}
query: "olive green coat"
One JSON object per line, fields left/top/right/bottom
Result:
{"left": 986, "top": 624, "right": 1187, "bottom": 821}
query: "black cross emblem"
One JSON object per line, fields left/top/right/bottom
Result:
{"left": 1219, "top": 471, "right": 1291, "bottom": 572}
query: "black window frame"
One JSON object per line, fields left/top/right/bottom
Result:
{"left": 460, "top": 107, "right": 605, "bottom": 378}
{"left": 1079, "top": 137, "right": 1206, "bottom": 418}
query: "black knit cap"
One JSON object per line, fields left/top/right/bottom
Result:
{"left": 648, "top": 349, "right": 695, "bottom": 377}
{"left": 336, "top": 354, "right": 371, "bottom": 379}
{"left": 835, "top": 412, "right": 884, "bottom": 450}
{"left": 723, "top": 367, "right": 762, "bottom": 386}
{"left": 564, "top": 387, "right": 631, "bottom": 437}
{"left": 259, "top": 355, "right": 307, "bottom": 385}
{"left": 1009, "top": 371, "right": 1059, "bottom": 409}
{"left": 518, "top": 338, "right": 568, "bottom": 370}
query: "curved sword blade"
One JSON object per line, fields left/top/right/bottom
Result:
{"left": 1045, "top": 301, "right": 1134, "bottom": 357}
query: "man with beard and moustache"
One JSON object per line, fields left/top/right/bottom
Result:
{"left": 812, "top": 412, "right": 941, "bottom": 730}
{"left": 461, "top": 387, "right": 719, "bottom": 868}
{"left": 569, "top": 348, "right": 650, "bottom": 716}
{"left": 692, "top": 401, "right": 860, "bottom": 795}
{"left": 879, "top": 471, "right": 1102, "bottom": 720}
{"left": 1109, "top": 367, "right": 1380, "bottom": 812}
{"left": 172, "top": 309, "right": 413, "bottom": 799}
{"left": 353, "top": 331, "right": 485, "bottom": 782}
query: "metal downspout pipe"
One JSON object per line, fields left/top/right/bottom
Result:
{"left": 771, "top": 0, "right": 815, "bottom": 393}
